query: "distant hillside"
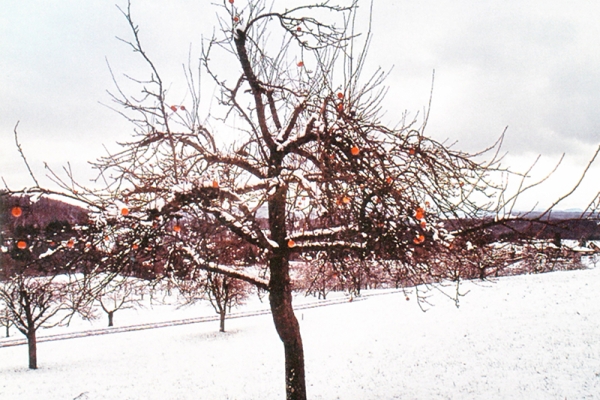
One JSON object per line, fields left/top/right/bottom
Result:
{"left": 511, "top": 210, "right": 591, "bottom": 220}
{"left": 494, "top": 219, "right": 599, "bottom": 242}
{"left": 0, "top": 194, "right": 88, "bottom": 232}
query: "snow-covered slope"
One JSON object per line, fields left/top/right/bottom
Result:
{"left": 1, "top": 267, "right": 599, "bottom": 399}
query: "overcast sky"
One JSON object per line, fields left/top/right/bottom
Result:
{"left": 1, "top": 0, "right": 599, "bottom": 210}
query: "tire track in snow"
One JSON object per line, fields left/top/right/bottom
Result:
{"left": 0, "top": 292, "right": 399, "bottom": 348}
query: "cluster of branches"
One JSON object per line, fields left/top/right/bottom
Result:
{"left": 0, "top": 193, "right": 257, "bottom": 368}
{"left": 294, "top": 232, "right": 589, "bottom": 305}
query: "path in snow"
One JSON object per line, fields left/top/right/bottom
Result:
{"left": 0, "top": 293, "right": 376, "bottom": 348}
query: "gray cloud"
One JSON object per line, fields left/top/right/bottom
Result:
{"left": 1, "top": 0, "right": 599, "bottom": 206}
{"left": 365, "top": 0, "right": 600, "bottom": 158}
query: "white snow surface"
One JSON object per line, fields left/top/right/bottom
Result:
{"left": 2, "top": 267, "right": 600, "bottom": 399}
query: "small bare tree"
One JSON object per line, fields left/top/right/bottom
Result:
{"left": 165, "top": 214, "right": 256, "bottom": 332}
{"left": 0, "top": 300, "right": 12, "bottom": 337}
{"left": 294, "top": 253, "right": 339, "bottom": 299}
{"left": 0, "top": 197, "right": 101, "bottom": 369}
{"left": 178, "top": 270, "right": 251, "bottom": 332}
{"left": 206, "top": 273, "right": 251, "bottom": 332}
{"left": 95, "top": 274, "right": 144, "bottom": 327}
{"left": 0, "top": 274, "right": 82, "bottom": 369}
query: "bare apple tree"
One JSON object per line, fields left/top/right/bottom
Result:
{"left": 3, "top": 0, "right": 599, "bottom": 397}
{"left": 0, "top": 197, "right": 100, "bottom": 369}
{"left": 93, "top": 274, "right": 144, "bottom": 327}
{"left": 169, "top": 216, "right": 256, "bottom": 333}
{"left": 177, "top": 270, "right": 252, "bottom": 333}
{"left": 80, "top": 1, "right": 521, "bottom": 397}
{"left": 0, "top": 253, "right": 94, "bottom": 369}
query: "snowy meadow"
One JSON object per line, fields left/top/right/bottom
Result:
{"left": 1, "top": 266, "right": 599, "bottom": 399}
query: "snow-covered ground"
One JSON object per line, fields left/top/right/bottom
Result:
{"left": 1, "top": 267, "right": 599, "bottom": 399}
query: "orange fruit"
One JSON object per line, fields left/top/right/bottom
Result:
{"left": 132, "top": 244, "right": 139, "bottom": 250}
{"left": 297, "top": 61, "right": 304, "bottom": 67}
{"left": 420, "top": 220, "right": 427, "bottom": 229}
{"left": 342, "top": 196, "right": 351, "bottom": 204}
{"left": 413, "top": 234, "right": 425, "bottom": 245}
{"left": 173, "top": 224, "right": 181, "bottom": 232}
{"left": 17, "top": 240, "right": 27, "bottom": 250}
{"left": 212, "top": 180, "right": 219, "bottom": 188}
{"left": 296, "top": 26, "right": 302, "bottom": 32}
{"left": 287, "top": 239, "right": 296, "bottom": 248}
{"left": 229, "top": 0, "right": 234, "bottom": 3}
{"left": 170, "top": 105, "right": 178, "bottom": 112}
{"left": 415, "top": 207, "right": 425, "bottom": 220}
{"left": 386, "top": 177, "right": 393, "bottom": 184}
{"left": 350, "top": 146, "right": 360, "bottom": 156}
{"left": 67, "top": 239, "right": 74, "bottom": 248}
{"left": 337, "top": 103, "right": 344, "bottom": 112}
{"left": 337, "top": 92, "right": 344, "bottom": 99}
{"left": 409, "top": 148, "right": 416, "bottom": 155}
{"left": 121, "top": 207, "right": 129, "bottom": 216}
{"left": 180, "top": 105, "right": 186, "bottom": 111}
{"left": 11, "top": 206, "right": 22, "bottom": 217}
{"left": 233, "top": 16, "right": 239, "bottom": 22}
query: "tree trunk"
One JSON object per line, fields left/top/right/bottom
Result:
{"left": 108, "top": 311, "right": 114, "bottom": 327}
{"left": 267, "top": 171, "right": 306, "bottom": 399}
{"left": 479, "top": 265, "right": 487, "bottom": 280}
{"left": 27, "top": 329, "right": 37, "bottom": 369}
{"left": 219, "top": 310, "right": 226, "bottom": 332}
{"left": 269, "top": 254, "right": 306, "bottom": 400}
{"left": 5, "top": 324, "right": 9, "bottom": 338}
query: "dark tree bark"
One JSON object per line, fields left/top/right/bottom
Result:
{"left": 218, "top": 276, "right": 229, "bottom": 333}
{"left": 268, "top": 187, "right": 307, "bottom": 400}
{"left": 219, "top": 310, "right": 226, "bottom": 333}
{"left": 27, "top": 329, "right": 37, "bottom": 369}
{"left": 269, "top": 254, "right": 306, "bottom": 400}
{"left": 1, "top": 308, "right": 11, "bottom": 337}
{"left": 108, "top": 311, "right": 114, "bottom": 327}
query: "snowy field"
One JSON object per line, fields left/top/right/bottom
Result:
{"left": 1, "top": 267, "right": 600, "bottom": 399}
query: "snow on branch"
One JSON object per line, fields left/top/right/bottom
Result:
{"left": 290, "top": 240, "right": 366, "bottom": 252}
{"left": 206, "top": 206, "right": 274, "bottom": 250}
{"left": 180, "top": 246, "right": 269, "bottom": 290}
{"left": 289, "top": 225, "right": 358, "bottom": 241}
